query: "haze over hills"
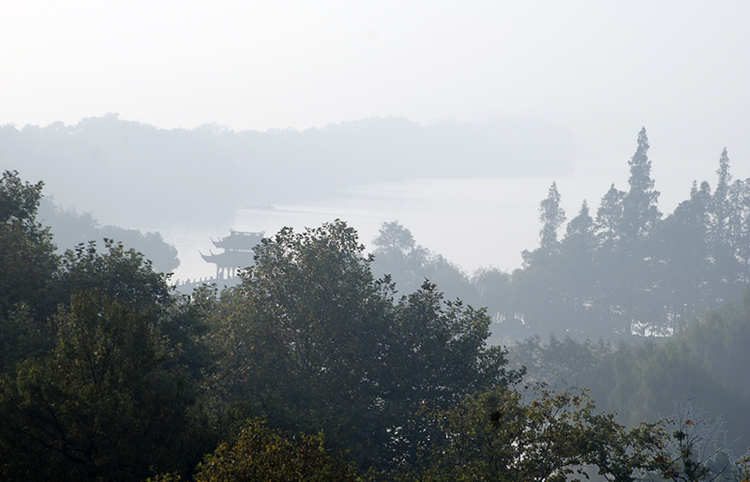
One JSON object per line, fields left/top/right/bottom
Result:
{"left": 4, "top": 2, "right": 750, "bottom": 479}
{"left": 5, "top": 113, "right": 747, "bottom": 285}
{"left": 0, "top": 114, "right": 575, "bottom": 228}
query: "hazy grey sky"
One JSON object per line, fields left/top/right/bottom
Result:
{"left": 2, "top": 0, "right": 749, "bottom": 163}
{"left": 3, "top": 0, "right": 749, "bottom": 280}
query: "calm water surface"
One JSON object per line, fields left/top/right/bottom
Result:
{"left": 159, "top": 154, "right": 718, "bottom": 282}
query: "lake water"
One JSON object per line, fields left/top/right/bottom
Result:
{"left": 158, "top": 153, "right": 718, "bottom": 283}
{"left": 158, "top": 177, "right": 554, "bottom": 282}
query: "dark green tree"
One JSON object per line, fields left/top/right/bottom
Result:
{"left": 513, "top": 184, "right": 569, "bottom": 334}
{"left": 417, "top": 385, "right": 667, "bottom": 482}
{"left": 0, "top": 171, "right": 58, "bottom": 373}
{"left": 596, "top": 184, "right": 625, "bottom": 252}
{"left": 0, "top": 232, "right": 211, "bottom": 481}
{"left": 655, "top": 182, "right": 714, "bottom": 326}
{"left": 0, "top": 171, "right": 58, "bottom": 318}
{"left": 562, "top": 200, "right": 596, "bottom": 256}
{"left": 728, "top": 178, "right": 750, "bottom": 283}
{"left": 707, "top": 148, "right": 743, "bottom": 293}
{"left": 556, "top": 201, "right": 601, "bottom": 334}
{"left": 0, "top": 291, "right": 210, "bottom": 481}
{"left": 711, "top": 148, "right": 733, "bottom": 247}
{"left": 201, "top": 221, "right": 516, "bottom": 473}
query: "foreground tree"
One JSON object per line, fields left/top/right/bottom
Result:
{"left": 0, "top": 171, "right": 59, "bottom": 371}
{"left": 0, "top": 238, "right": 212, "bottom": 481}
{"left": 416, "top": 385, "right": 667, "bottom": 482}
{"left": 201, "top": 220, "right": 517, "bottom": 473}
{"left": 192, "top": 420, "right": 357, "bottom": 482}
{"left": 0, "top": 291, "right": 210, "bottom": 481}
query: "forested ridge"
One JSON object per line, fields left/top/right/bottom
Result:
{"left": 373, "top": 129, "right": 750, "bottom": 340}
{"left": 3, "top": 127, "right": 750, "bottom": 481}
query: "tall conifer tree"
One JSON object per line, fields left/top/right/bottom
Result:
{"left": 710, "top": 148, "right": 735, "bottom": 268}
{"left": 622, "top": 128, "right": 660, "bottom": 242}
{"left": 539, "top": 182, "right": 566, "bottom": 251}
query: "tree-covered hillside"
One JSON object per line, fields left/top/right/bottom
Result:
{"left": 4, "top": 154, "right": 750, "bottom": 481}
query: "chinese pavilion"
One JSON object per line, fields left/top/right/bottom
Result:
{"left": 200, "top": 230, "right": 264, "bottom": 279}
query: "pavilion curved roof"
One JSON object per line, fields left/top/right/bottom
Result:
{"left": 200, "top": 250, "right": 256, "bottom": 268}
{"left": 212, "top": 230, "right": 264, "bottom": 251}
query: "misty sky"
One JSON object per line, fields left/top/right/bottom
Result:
{"left": 3, "top": 1, "right": 750, "bottom": 281}
{"left": 2, "top": 1, "right": 749, "bottom": 163}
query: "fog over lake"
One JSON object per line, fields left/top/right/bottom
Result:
{"left": 157, "top": 148, "right": 725, "bottom": 282}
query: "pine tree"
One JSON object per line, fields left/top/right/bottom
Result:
{"left": 563, "top": 200, "right": 596, "bottom": 255}
{"left": 710, "top": 148, "right": 738, "bottom": 282}
{"left": 539, "top": 182, "right": 566, "bottom": 251}
{"left": 621, "top": 128, "right": 660, "bottom": 242}
{"left": 712, "top": 148, "right": 732, "bottom": 238}
{"left": 729, "top": 178, "right": 750, "bottom": 283}
{"left": 710, "top": 147, "right": 733, "bottom": 260}
{"left": 595, "top": 184, "right": 625, "bottom": 252}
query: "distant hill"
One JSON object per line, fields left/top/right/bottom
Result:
{"left": 0, "top": 114, "right": 575, "bottom": 227}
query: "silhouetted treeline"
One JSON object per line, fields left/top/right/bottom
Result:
{"left": 37, "top": 197, "right": 179, "bottom": 273}
{"left": 5, "top": 170, "right": 748, "bottom": 481}
{"left": 513, "top": 129, "right": 749, "bottom": 338}
{"left": 373, "top": 129, "right": 750, "bottom": 340}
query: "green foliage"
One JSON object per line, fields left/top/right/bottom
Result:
{"left": 194, "top": 420, "right": 357, "bottom": 482}
{"left": 0, "top": 170, "right": 58, "bottom": 325}
{"left": 654, "top": 182, "right": 714, "bottom": 324}
{"left": 672, "top": 289, "right": 750, "bottom": 399}
{"left": 417, "top": 384, "right": 666, "bottom": 482}
{"left": 212, "top": 221, "right": 392, "bottom": 428}
{"left": 53, "top": 239, "right": 172, "bottom": 311}
{"left": 0, "top": 292, "right": 209, "bottom": 481}
{"left": 0, "top": 170, "right": 46, "bottom": 226}
{"left": 0, "top": 171, "right": 59, "bottom": 374}
{"left": 0, "top": 175, "right": 212, "bottom": 481}
{"left": 507, "top": 293, "right": 750, "bottom": 452}
{"left": 200, "top": 220, "right": 515, "bottom": 473}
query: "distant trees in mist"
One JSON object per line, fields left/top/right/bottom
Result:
{"left": 37, "top": 197, "right": 179, "bottom": 273}
{"left": 0, "top": 114, "right": 574, "bottom": 226}
{"left": 374, "top": 128, "right": 750, "bottom": 340}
